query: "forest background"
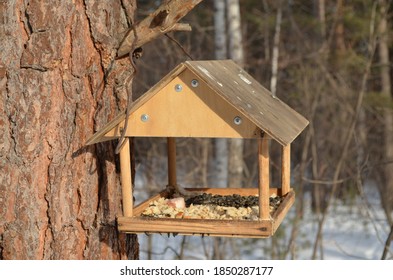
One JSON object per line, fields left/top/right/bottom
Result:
{"left": 0, "top": 0, "right": 392, "bottom": 260}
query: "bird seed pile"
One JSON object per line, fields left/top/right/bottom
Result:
{"left": 141, "top": 194, "right": 283, "bottom": 221}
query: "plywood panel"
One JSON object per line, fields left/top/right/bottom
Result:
{"left": 85, "top": 64, "right": 187, "bottom": 145}
{"left": 103, "top": 70, "right": 261, "bottom": 139}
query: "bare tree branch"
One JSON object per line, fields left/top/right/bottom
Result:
{"left": 117, "top": 0, "right": 203, "bottom": 58}
{"left": 381, "top": 224, "right": 393, "bottom": 259}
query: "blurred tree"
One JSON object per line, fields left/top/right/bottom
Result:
{"left": 227, "top": 0, "right": 245, "bottom": 188}
{"left": 270, "top": 0, "right": 282, "bottom": 97}
{"left": 377, "top": 0, "right": 393, "bottom": 225}
{"left": 214, "top": 0, "right": 229, "bottom": 190}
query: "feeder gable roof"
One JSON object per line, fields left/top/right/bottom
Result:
{"left": 86, "top": 60, "right": 308, "bottom": 146}
{"left": 185, "top": 60, "right": 308, "bottom": 145}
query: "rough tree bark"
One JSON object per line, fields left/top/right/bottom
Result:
{"left": 0, "top": 0, "right": 201, "bottom": 260}
{"left": 0, "top": 0, "right": 138, "bottom": 260}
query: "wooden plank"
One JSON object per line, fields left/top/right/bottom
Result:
{"left": 185, "top": 187, "right": 261, "bottom": 196}
{"left": 198, "top": 187, "right": 280, "bottom": 196}
{"left": 259, "top": 137, "right": 270, "bottom": 219}
{"left": 167, "top": 137, "right": 177, "bottom": 186}
{"left": 185, "top": 60, "right": 309, "bottom": 145}
{"left": 117, "top": 216, "right": 273, "bottom": 237}
{"left": 281, "top": 144, "right": 291, "bottom": 195}
{"left": 272, "top": 190, "right": 295, "bottom": 233}
{"left": 133, "top": 192, "right": 169, "bottom": 216}
{"left": 119, "top": 138, "right": 133, "bottom": 217}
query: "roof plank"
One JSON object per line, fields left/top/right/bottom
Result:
{"left": 185, "top": 60, "right": 309, "bottom": 145}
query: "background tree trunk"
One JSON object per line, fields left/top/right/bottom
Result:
{"left": 270, "top": 0, "right": 282, "bottom": 97}
{"left": 318, "top": 0, "right": 326, "bottom": 39}
{"left": 214, "top": 0, "right": 228, "bottom": 189}
{"left": 333, "top": 0, "right": 346, "bottom": 53}
{"left": 0, "top": 0, "right": 138, "bottom": 259}
{"left": 378, "top": 0, "right": 393, "bottom": 225}
{"left": 212, "top": 0, "right": 228, "bottom": 260}
{"left": 226, "top": 0, "right": 244, "bottom": 188}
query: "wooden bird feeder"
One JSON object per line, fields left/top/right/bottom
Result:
{"left": 86, "top": 60, "right": 308, "bottom": 238}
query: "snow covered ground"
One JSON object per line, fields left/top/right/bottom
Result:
{"left": 292, "top": 191, "right": 389, "bottom": 260}
{"left": 134, "top": 173, "right": 391, "bottom": 260}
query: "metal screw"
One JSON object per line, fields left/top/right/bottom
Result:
{"left": 175, "top": 84, "right": 183, "bottom": 92}
{"left": 141, "top": 114, "right": 149, "bottom": 122}
{"left": 233, "top": 116, "right": 242, "bottom": 125}
{"left": 191, "top": 79, "right": 199, "bottom": 88}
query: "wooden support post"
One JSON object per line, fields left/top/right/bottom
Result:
{"left": 119, "top": 137, "right": 133, "bottom": 217}
{"left": 167, "top": 137, "right": 177, "bottom": 187}
{"left": 258, "top": 136, "right": 270, "bottom": 220}
{"left": 281, "top": 144, "right": 291, "bottom": 196}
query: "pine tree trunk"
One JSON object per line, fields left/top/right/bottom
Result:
{"left": 0, "top": 0, "right": 138, "bottom": 259}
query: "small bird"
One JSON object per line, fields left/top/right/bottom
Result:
{"left": 167, "top": 184, "right": 203, "bottom": 199}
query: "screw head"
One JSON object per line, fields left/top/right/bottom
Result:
{"left": 175, "top": 84, "right": 183, "bottom": 92}
{"left": 141, "top": 114, "right": 149, "bottom": 122}
{"left": 233, "top": 116, "right": 242, "bottom": 125}
{"left": 191, "top": 79, "right": 199, "bottom": 88}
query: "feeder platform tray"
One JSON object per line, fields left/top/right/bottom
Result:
{"left": 117, "top": 187, "right": 295, "bottom": 238}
